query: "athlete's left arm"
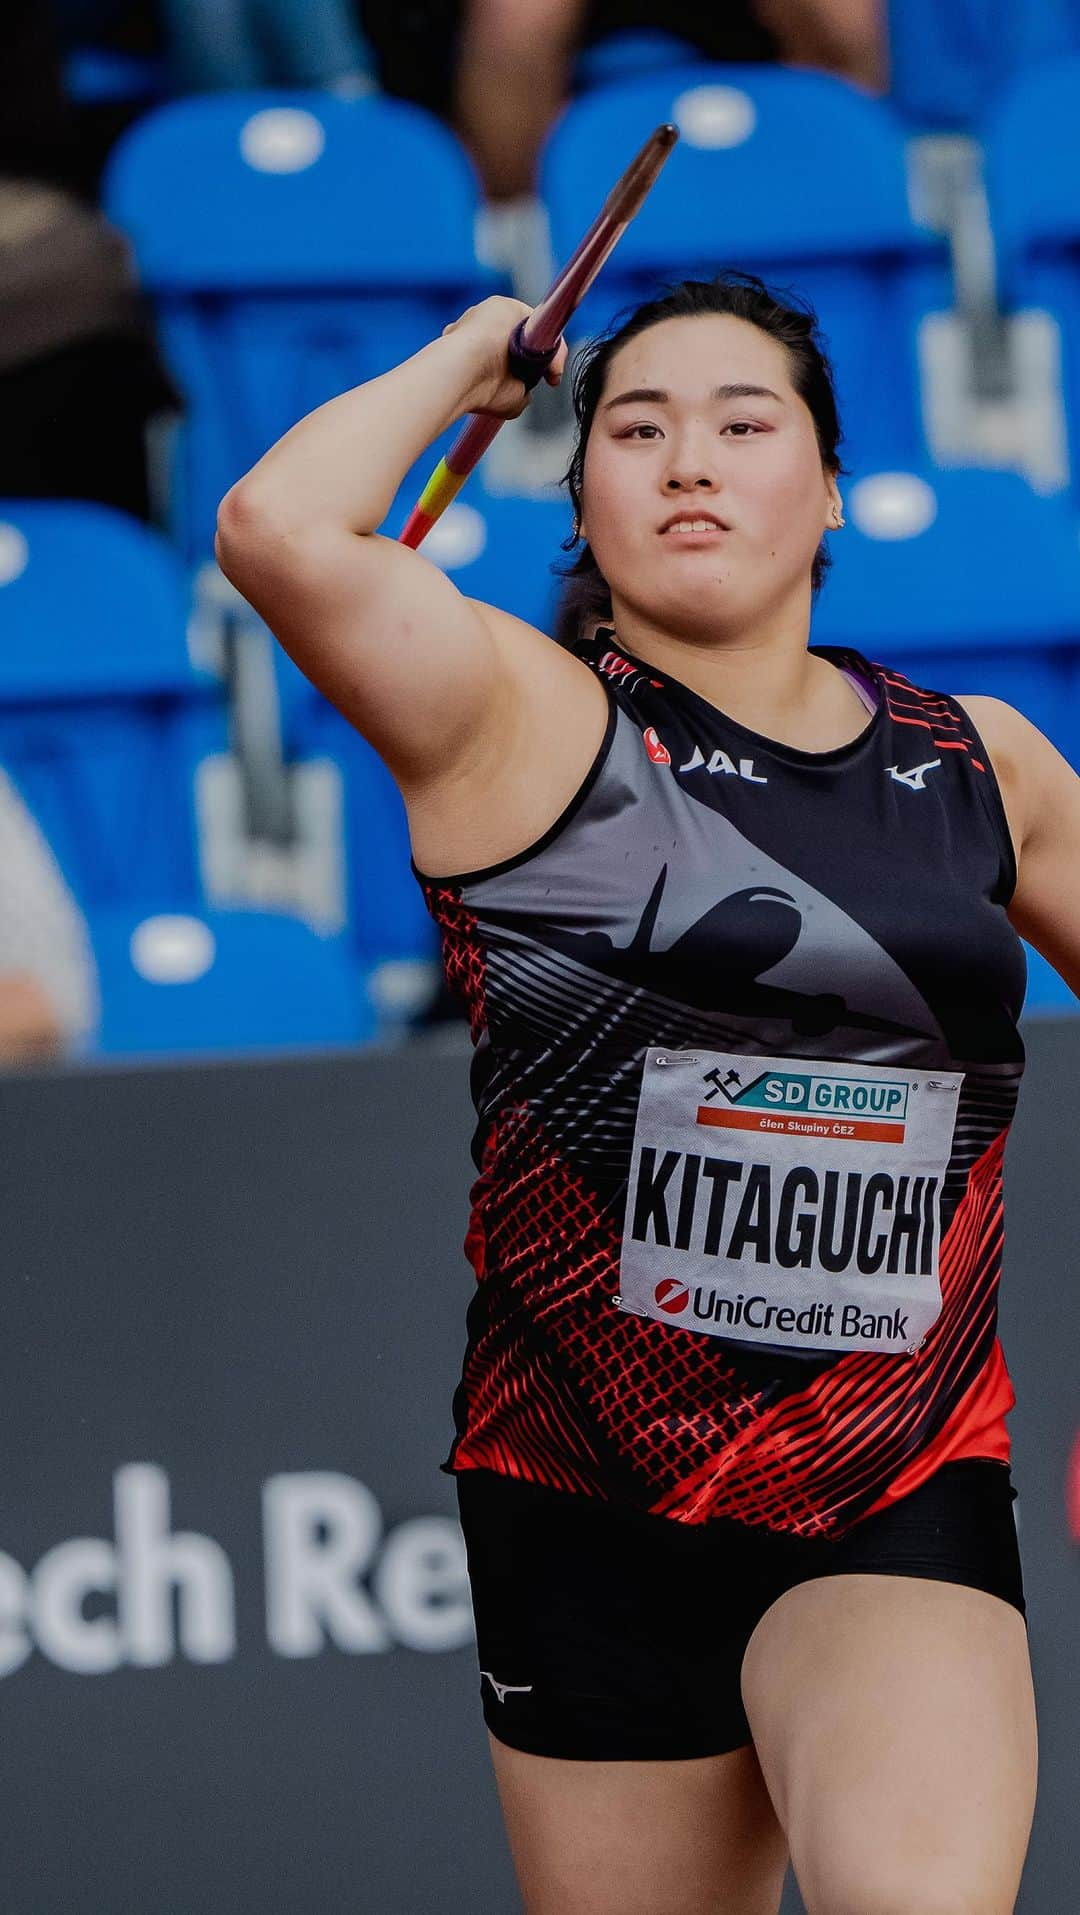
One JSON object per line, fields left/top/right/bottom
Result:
{"left": 956, "top": 694, "right": 1080, "bottom": 999}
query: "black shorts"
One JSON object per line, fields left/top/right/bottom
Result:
{"left": 455, "top": 1459, "right": 1026, "bottom": 1761}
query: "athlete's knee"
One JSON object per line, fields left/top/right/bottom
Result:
{"left": 799, "top": 1867, "right": 1015, "bottom": 1915}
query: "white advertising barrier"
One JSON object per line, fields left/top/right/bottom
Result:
{"left": 0, "top": 1466, "right": 471, "bottom": 1677}
{"left": 0, "top": 1029, "right": 1076, "bottom": 1914}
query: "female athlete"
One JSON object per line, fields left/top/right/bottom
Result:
{"left": 216, "top": 271, "right": 1080, "bottom": 1913}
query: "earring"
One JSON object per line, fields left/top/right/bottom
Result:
{"left": 832, "top": 508, "right": 845, "bottom": 527}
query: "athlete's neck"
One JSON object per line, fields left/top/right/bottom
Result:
{"left": 593, "top": 605, "right": 866, "bottom": 744}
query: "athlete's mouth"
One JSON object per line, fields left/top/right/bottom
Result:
{"left": 659, "top": 512, "right": 731, "bottom": 538}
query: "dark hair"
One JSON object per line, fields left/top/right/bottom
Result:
{"left": 552, "top": 270, "right": 847, "bottom": 648}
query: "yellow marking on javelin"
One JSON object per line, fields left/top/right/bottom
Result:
{"left": 417, "top": 457, "right": 468, "bottom": 520}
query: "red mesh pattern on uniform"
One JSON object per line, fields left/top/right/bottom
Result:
{"left": 450, "top": 1120, "right": 612, "bottom": 1495}
{"left": 650, "top": 1127, "right": 1010, "bottom": 1536}
{"left": 455, "top": 1103, "right": 773, "bottom": 1513}
{"left": 423, "top": 883, "right": 487, "bottom": 1040}
{"left": 453, "top": 1109, "right": 1012, "bottom": 1538}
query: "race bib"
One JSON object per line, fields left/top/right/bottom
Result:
{"left": 616, "top": 1048, "right": 963, "bottom": 1356}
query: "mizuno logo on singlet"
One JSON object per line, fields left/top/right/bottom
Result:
{"left": 480, "top": 1670, "right": 534, "bottom": 1704}
{"left": 888, "top": 759, "right": 942, "bottom": 790}
{"left": 679, "top": 745, "right": 768, "bottom": 784}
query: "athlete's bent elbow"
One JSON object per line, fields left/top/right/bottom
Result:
{"left": 216, "top": 485, "right": 379, "bottom": 594}
{"left": 215, "top": 479, "right": 281, "bottom": 562}
{"left": 214, "top": 482, "right": 312, "bottom": 595}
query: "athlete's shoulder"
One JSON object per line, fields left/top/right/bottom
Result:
{"left": 951, "top": 692, "right": 1042, "bottom": 753}
{"left": 954, "top": 691, "right": 1052, "bottom": 788}
{"left": 955, "top": 693, "right": 1080, "bottom": 864}
{"left": 866, "top": 656, "right": 995, "bottom": 752}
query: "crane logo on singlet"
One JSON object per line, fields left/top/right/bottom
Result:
{"left": 598, "top": 649, "right": 638, "bottom": 682}
{"left": 597, "top": 648, "right": 664, "bottom": 693}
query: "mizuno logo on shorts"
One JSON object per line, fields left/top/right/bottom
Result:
{"left": 480, "top": 1670, "right": 533, "bottom": 1703}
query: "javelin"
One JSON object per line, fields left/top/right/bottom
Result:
{"left": 398, "top": 122, "right": 679, "bottom": 550}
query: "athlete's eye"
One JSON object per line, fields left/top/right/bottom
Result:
{"left": 618, "top": 420, "right": 764, "bottom": 440}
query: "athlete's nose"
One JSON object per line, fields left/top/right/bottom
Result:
{"left": 662, "top": 450, "right": 727, "bottom": 509}
{"left": 664, "top": 475, "right": 719, "bottom": 492}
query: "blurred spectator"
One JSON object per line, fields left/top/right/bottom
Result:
{"left": 0, "top": 766, "right": 100, "bottom": 1066}
{"left": 0, "top": 178, "right": 175, "bottom": 516}
{"left": 756, "top": 0, "right": 886, "bottom": 90}
{"left": 158, "top": 0, "right": 377, "bottom": 92}
{"left": 0, "top": 3, "right": 175, "bottom": 516}
{"left": 457, "top": 0, "right": 780, "bottom": 203}
{"left": 361, "top": 0, "right": 887, "bottom": 203}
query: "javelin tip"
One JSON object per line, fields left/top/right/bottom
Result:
{"left": 604, "top": 122, "right": 680, "bottom": 224}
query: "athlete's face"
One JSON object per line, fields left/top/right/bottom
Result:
{"left": 580, "top": 314, "right": 841, "bottom": 640}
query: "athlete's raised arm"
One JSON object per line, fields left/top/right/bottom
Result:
{"left": 214, "top": 299, "right": 590, "bottom": 816}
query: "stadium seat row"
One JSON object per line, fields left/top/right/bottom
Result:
{"left": 888, "top": 0, "right": 1080, "bottom": 129}
{"left": 11, "top": 53, "right": 1080, "bottom": 1055}
{"left": 1, "top": 480, "right": 1078, "bottom": 1052}
{"left": 102, "top": 59, "right": 1080, "bottom": 575}
{"left": 61, "top": 5, "right": 1080, "bottom": 140}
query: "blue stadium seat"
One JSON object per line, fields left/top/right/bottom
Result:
{"left": 540, "top": 65, "right": 949, "bottom": 473}
{"left": 812, "top": 463, "right": 1080, "bottom": 1019}
{"left": 0, "top": 501, "right": 225, "bottom": 917}
{"left": 102, "top": 92, "right": 499, "bottom": 560}
{"left": 1021, "top": 942, "right": 1078, "bottom": 1016}
{"left": 811, "top": 465, "right": 1080, "bottom": 762}
{"left": 984, "top": 55, "right": 1080, "bottom": 500}
{"left": 271, "top": 482, "right": 577, "bottom": 970}
{"left": 90, "top": 905, "right": 375, "bottom": 1056}
{"left": 887, "top": 0, "right": 1080, "bottom": 130}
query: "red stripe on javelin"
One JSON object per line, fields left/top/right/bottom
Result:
{"left": 400, "top": 508, "right": 436, "bottom": 550}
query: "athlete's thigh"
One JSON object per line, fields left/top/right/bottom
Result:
{"left": 740, "top": 1573, "right": 1038, "bottom": 1914}
{"left": 486, "top": 1731, "right": 789, "bottom": 1915}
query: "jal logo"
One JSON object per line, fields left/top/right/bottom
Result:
{"left": 644, "top": 727, "right": 672, "bottom": 766}
{"left": 654, "top": 1278, "right": 690, "bottom": 1314}
{"left": 679, "top": 744, "right": 768, "bottom": 784}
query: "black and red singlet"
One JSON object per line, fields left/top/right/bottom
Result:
{"left": 412, "top": 626, "right": 1027, "bottom": 1538}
